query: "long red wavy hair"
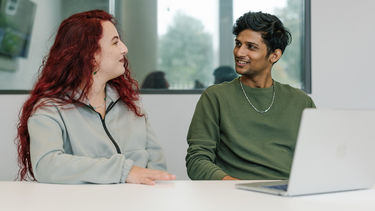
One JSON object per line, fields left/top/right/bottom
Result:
{"left": 16, "top": 10, "right": 143, "bottom": 181}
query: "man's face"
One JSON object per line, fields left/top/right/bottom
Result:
{"left": 233, "top": 29, "right": 273, "bottom": 77}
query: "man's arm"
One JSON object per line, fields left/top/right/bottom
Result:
{"left": 309, "top": 96, "right": 316, "bottom": 108}
{"left": 185, "top": 90, "right": 229, "bottom": 180}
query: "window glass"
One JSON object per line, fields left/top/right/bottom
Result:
{"left": 155, "top": 0, "right": 219, "bottom": 90}
{"left": 149, "top": 0, "right": 306, "bottom": 91}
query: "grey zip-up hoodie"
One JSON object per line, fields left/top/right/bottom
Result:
{"left": 28, "top": 85, "right": 167, "bottom": 184}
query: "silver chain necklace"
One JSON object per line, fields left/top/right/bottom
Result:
{"left": 239, "top": 78, "right": 276, "bottom": 114}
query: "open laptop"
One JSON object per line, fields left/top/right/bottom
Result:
{"left": 236, "top": 109, "right": 375, "bottom": 196}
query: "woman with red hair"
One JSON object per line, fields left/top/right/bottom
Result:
{"left": 16, "top": 10, "right": 175, "bottom": 184}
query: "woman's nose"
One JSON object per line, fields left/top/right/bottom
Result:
{"left": 121, "top": 41, "right": 128, "bottom": 55}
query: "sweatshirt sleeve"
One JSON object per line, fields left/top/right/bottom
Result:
{"left": 28, "top": 109, "right": 133, "bottom": 184}
{"left": 185, "top": 90, "right": 228, "bottom": 180}
{"left": 144, "top": 117, "right": 168, "bottom": 171}
{"left": 309, "top": 96, "right": 316, "bottom": 108}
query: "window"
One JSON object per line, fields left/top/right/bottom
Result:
{"left": 140, "top": 0, "right": 311, "bottom": 93}
{"left": 0, "top": 0, "right": 311, "bottom": 94}
{"left": 156, "top": 0, "right": 219, "bottom": 90}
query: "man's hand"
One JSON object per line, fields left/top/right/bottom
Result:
{"left": 126, "top": 166, "right": 176, "bottom": 185}
{"left": 222, "top": 176, "right": 239, "bottom": 180}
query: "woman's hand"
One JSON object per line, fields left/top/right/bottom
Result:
{"left": 126, "top": 166, "right": 176, "bottom": 185}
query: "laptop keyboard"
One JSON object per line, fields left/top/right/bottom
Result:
{"left": 263, "top": 184, "right": 288, "bottom": 191}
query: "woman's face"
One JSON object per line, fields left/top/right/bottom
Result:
{"left": 94, "top": 21, "right": 128, "bottom": 81}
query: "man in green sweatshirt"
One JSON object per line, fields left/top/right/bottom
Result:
{"left": 186, "top": 11, "right": 315, "bottom": 180}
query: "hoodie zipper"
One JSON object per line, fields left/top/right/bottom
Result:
{"left": 87, "top": 99, "right": 121, "bottom": 154}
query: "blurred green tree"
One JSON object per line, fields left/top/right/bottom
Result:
{"left": 158, "top": 12, "right": 213, "bottom": 88}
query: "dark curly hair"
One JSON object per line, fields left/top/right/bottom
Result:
{"left": 233, "top": 11, "right": 292, "bottom": 55}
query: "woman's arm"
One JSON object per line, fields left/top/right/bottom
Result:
{"left": 144, "top": 117, "right": 168, "bottom": 171}
{"left": 28, "top": 113, "right": 133, "bottom": 184}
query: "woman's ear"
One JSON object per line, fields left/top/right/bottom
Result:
{"left": 269, "top": 49, "right": 282, "bottom": 64}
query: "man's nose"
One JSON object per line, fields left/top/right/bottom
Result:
{"left": 235, "top": 45, "right": 247, "bottom": 57}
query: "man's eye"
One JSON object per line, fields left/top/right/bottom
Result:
{"left": 247, "top": 44, "right": 257, "bottom": 50}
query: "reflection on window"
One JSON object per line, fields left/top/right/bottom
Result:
{"left": 141, "top": 71, "right": 169, "bottom": 89}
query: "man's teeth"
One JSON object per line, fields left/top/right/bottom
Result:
{"left": 237, "top": 60, "right": 249, "bottom": 64}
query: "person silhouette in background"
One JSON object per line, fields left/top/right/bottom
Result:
{"left": 194, "top": 79, "right": 205, "bottom": 89}
{"left": 213, "top": 66, "right": 238, "bottom": 84}
{"left": 141, "top": 71, "right": 169, "bottom": 89}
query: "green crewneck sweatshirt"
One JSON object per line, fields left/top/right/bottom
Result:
{"left": 186, "top": 78, "right": 315, "bottom": 180}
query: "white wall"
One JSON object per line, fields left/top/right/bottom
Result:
{"left": 1, "top": 0, "right": 375, "bottom": 181}
{"left": 310, "top": 0, "right": 375, "bottom": 109}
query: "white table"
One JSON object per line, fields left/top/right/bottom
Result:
{"left": 0, "top": 180, "right": 374, "bottom": 211}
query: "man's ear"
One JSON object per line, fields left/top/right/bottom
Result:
{"left": 269, "top": 49, "right": 282, "bottom": 64}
